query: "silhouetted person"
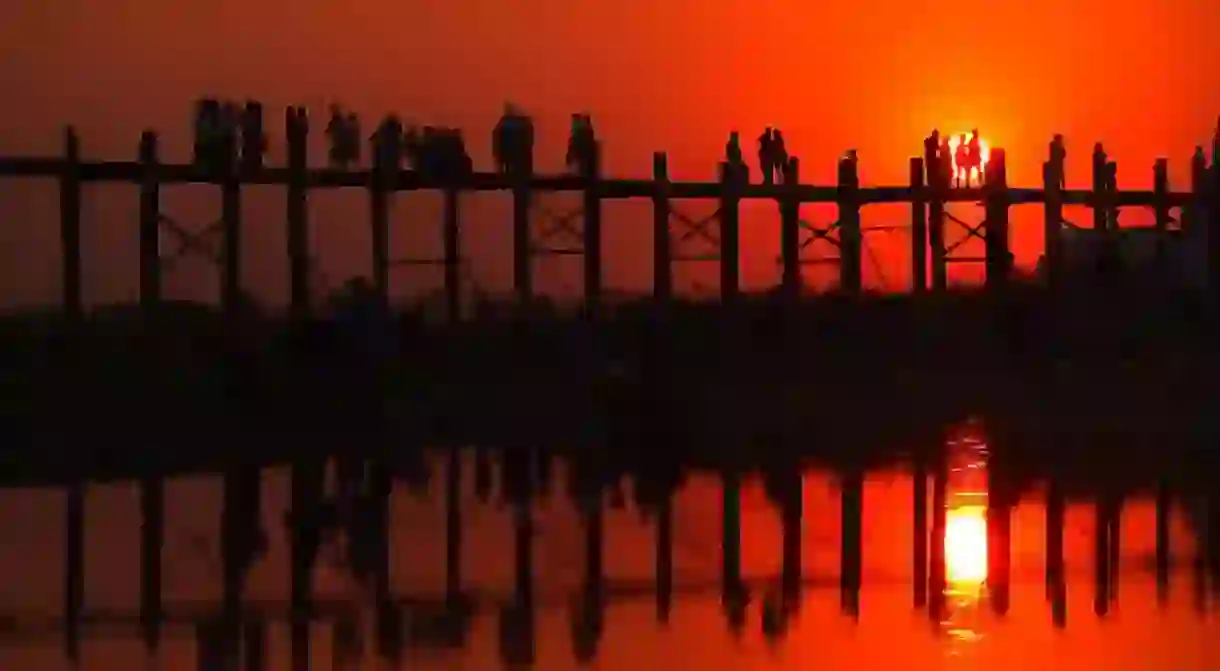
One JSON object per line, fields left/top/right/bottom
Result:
{"left": 220, "top": 101, "right": 242, "bottom": 170}
{"left": 758, "top": 127, "right": 775, "bottom": 185}
{"left": 1050, "top": 134, "right": 1067, "bottom": 189}
{"left": 940, "top": 135, "right": 955, "bottom": 187}
{"left": 240, "top": 101, "right": 266, "bottom": 172}
{"left": 326, "top": 105, "right": 361, "bottom": 168}
{"left": 843, "top": 149, "right": 859, "bottom": 170}
{"left": 725, "top": 131, "right": 748, "bottom": 182}
{"left": 494, "top": 102, "right": 534, "bottom": 176}
{"left": 924, "top": 130, "right": 941, "bottom": 184}
{"left": 566, "top": 113, "right": 596, "bottom": 175}
{"left": 371, "top": 115, "right": 404, "bottom": 174}
{"left": 966, "top": 129, "right": 982, "bottom": 186}
{"left": 772, "top": 130, "right": 790, "bottom": 183}
{"left": 439, "top": 127, "right": 474, "bottom": 180}
{"left": 193, "top": 98, "right": 223, "bottom": 170}
{"left": 954, "top": 134, "right": 969, "bottom": 188}
{"left": 1092, "top": 142, "right": 1108, "bottom": 185}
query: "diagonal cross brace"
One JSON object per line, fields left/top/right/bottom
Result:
{"left": 158, "top": 214, "right": 223, "bottom": 269}
{"left": 799, "top": 219, "right": 842, "bottom": 251}
{"left": 942, "top": 210, "right": 987, "bottom": 257}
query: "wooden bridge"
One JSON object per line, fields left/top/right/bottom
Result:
{"left": 1, "top": 108, "right": 1217, "bottom": 324}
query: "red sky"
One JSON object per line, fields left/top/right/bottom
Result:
{"left": 2, "top": 0, "right": 1219, "bottom": 307}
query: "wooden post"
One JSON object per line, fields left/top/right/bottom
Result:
{"left": 513, "top": 494, "right": 535, "bottom": 609}
{"left": 1092, "top": 149, "right": 1107, "bottom": 232}
{"left": 369, "top": 142, "right": 391, "bottom": 309}
{"left": 1155, "top": 480, "right": 1171, "bottom": 606}
{"left": 1042, "top": 161, "right": 1063, "bottom": 287}
{"left": 926, "top": 142, "right": 948, "bottom": 292}
{"left": 139, "top": 476, "right": 164, "bottom": 654}
{"left": 220, "top": 127, "right": 242, "bottom": 319}
{"left": 1046, "top": 477, "right": 1066, "bottom": 601}
{"left": 928, "top": 454, "right": 948, "bottom": 621}
{"left": 909, "top": 157, "right": 927, "bottom": 293}
{"left": 1153, "top": 159, "right": 1171, "bottom": 281}
{"left": 1094, "top": 498, "right": 1111, "bottom": 617}
{"left": 912, "top": 457, "right": 928, "bottom": 607}
{"left": 779, "top": 471, "right": 803, "bottom": 602}
{"left": 652, "top": 152, "right": 672, "bottom": 301}
{"left": 718, "top": 162, "right": 741, "bottom": 300}
{"left": 286, "top": 107, "right": 311, "bottom": 320}
{"left": 780, "top": 157, "right": 802, "bottom": 296}
{"left": 582, "top": 490, "right": 605, "bottom": 598}
{"left": 655, "top": 494, "right": 674, "bottom": 623}
{"left": 138, "top": 131, "right": 161, "bottom": 314}
{"left": 837, "top": 156, "right": 862, "bottom": 294}
{"left": 444, "top": 449, "right": 463, "bottom": 602}
{"left": 986, "top": 464, "right": 1011, "bottom": 616}
{"left": 443, "top": 188, "right": 461, "bottom": 322}
{"left": 512, "top": 160, "right": 533, "bottom": 307}
{"left": 1108, "top": 497, "right": 1122, "bottom": 604}
{"left": 840, "top": 470, "right": 863, "bottom": 617}
{"left": 63, "top": 483, "right": 84, "bottom": 664}
{"left": 59, "top": 127, "right": 82, "bottom": 319}
{"left": 721, "top": 472, "right": 743, "bottom": 598}
{"left": 222, "top": 466, "right": 261, "bottom": 664}
{"left": 289, "top": 459, "right": 325, "bottom": 671}
{"left": 984, "top": 149, "right": 1011, "bottom": 291}
{"left": 583, "top": 142, "right": 603, "bottom": 313}
{"left": 367, "top": 460, "right": 393, "bottom": 607}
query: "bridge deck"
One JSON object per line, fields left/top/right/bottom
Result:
{"left": 0, "top": 156, "right": 1192, "bottom": 206}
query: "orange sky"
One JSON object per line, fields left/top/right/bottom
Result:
{"left": 2, "top": 0, "right": 1219, "bottom": 307}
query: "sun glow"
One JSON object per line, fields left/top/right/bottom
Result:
{"left": 945, "top": 505, "right": 988, "bottom": 584}
{"left": 946, "top": 132, "right": 990, "bottom": 185}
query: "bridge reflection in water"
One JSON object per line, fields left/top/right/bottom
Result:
{"left": 0, "top": 427, "right": 1214, "bottom": 671}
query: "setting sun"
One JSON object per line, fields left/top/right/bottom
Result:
{"left": 945, "top": 505, "right": 988, "bottom": 584}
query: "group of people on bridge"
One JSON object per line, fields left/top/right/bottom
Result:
{"left": 490, "top": 104, "right": 601, "bottom": 177}
{"left": 192, "top": 99, "right": 268, "bottom": 173}
{"left": 191, "top": 101, "right": 1220, "bottom": 196}
{"left": 923, "top": 129, "right": 986, "bottom": 188}
{"left": 721, "top": 127, "right": 793, "bottom": 185}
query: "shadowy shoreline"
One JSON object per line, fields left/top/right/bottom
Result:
{"left": 0, "top": 282, "right": 1217, "bottom": 493}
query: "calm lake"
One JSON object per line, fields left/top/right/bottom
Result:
{"left": 0, "top": 434, "right": 1216, "bottom": 671}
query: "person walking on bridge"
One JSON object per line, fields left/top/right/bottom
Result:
{"left": 725, "top": 131, "right": 748, "bottom": 183}
{"left": 494, "top": 102, "right": 535, "bottom": 177}
{"left": 771, "top": 130, "right": 790, "bottom": 184}
{"left": 966, "top": 129, "right": 982, "bottom": 185}
{"left": 923, "top": 130, "right": 941, "bottom": 185}
{"left": 1049, "top": 134, "right": 1066, "bottom": 189}
{"left": 758, "top": 128, "right": 776, "bottom": 185}
{"left": 567, "top": 113, "right": 597, "bottom": 175}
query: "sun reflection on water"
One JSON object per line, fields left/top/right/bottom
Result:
{"left": 940, "top": 424, "right": 991, "bottom": 655}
